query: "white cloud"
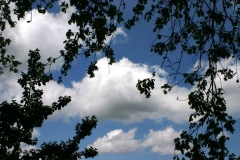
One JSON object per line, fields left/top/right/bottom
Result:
{"left": 32, "top": 128, "right": 41, "bottom": 138}
{"left": 3, "top": 6, "right": 77, "bottom": 71}
{"left": 41, "top": 57, "right": 240, "bottom": 124}
{"left": 88, "top": 127, "right": 181, "bottom": 155}
{"left": 142, "top": 127, "right": 181, "bottom": 155}
{"left": 89, "top": 128, "right": 141, "bottom": 153}
{"left": 44, "top": 57, "right": 191, "bottom": 123}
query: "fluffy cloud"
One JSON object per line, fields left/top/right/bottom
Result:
{"left": 89, "top": 128, "right": 141, "bottom": 153}
{"left": 32, "top": 128, "right": 41, "bottom": 138}
{"left": 46, "top": 56, "right": 240, "bottom": 122}
{"left": 142, "top": 127, "right": 181, "bottom": 155}
{"left": 88, "top": 127, "right": 181, "bottom": 155}
{"left": 3, "top": 7, "right": 76, "bottom": 71}
{"left": 43, "top": 57, "right": 192, "bottom": 123}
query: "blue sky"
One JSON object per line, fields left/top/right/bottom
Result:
{"left": 1, "top": 0, "right": 240, "bottom": 159}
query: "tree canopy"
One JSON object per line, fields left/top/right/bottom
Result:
{"left": 1, "top": 0, "right": 240, "bottom": 159}
{"left": 0, "top": 49, "right": 98, "bottom": 159}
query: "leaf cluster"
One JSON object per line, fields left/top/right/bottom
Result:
{"left": 0, "top": 49, "right": 98, "bottom": 159}
{"left": 58, "top": 0, "right": 125, "bottom": 82}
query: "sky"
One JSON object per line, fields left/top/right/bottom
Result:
{"left": 1, "top": 0, "right": 240, "bottom": 159}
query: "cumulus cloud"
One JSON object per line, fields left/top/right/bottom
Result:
{"left": 88, "top": 127, "right": 181, "bottom": 155}
{"left": 89, "top": 128, "right": 141, "bottom": 153}
{"left": 3, "top": 7, "right": 77, "bottom": 71}
{"left": 43, "top": 57, "right": 191, "bottom": 123}
{"left": 142, "top": 127, "right": 181, "bottom": 155}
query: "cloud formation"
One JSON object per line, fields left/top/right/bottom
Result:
{"left": 142, "top": 127, "right": 181, "bottom": 154}
{"left": 43, "top": 57, "right": 192, "bottom": 123}
{"left": 88, "top": 127, "right": 181, "bottom": 155}
{"left": 89, "top": 128, "right": 141, "bottom": 153}
{"left": 3, "top": 7, "right": 77, "bottom": 71}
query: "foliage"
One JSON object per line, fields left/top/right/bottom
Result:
{"left": 0, "top": 1, "right": 98, "bottom": 160}
{"left": 0, "top": 49, "right": 98, "bottom": 159}
{"left": 1, "top": 0, "right": 240, "bottom": 159}
{"left": 131, "top": 0, "right": 240, "bottom": 159}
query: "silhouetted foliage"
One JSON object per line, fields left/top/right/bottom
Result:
{"left": 0, "top": 1, "right": 98, "bottom": 159}
{"left": 0, "top": 49, "right": 98, "bottom": 159}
